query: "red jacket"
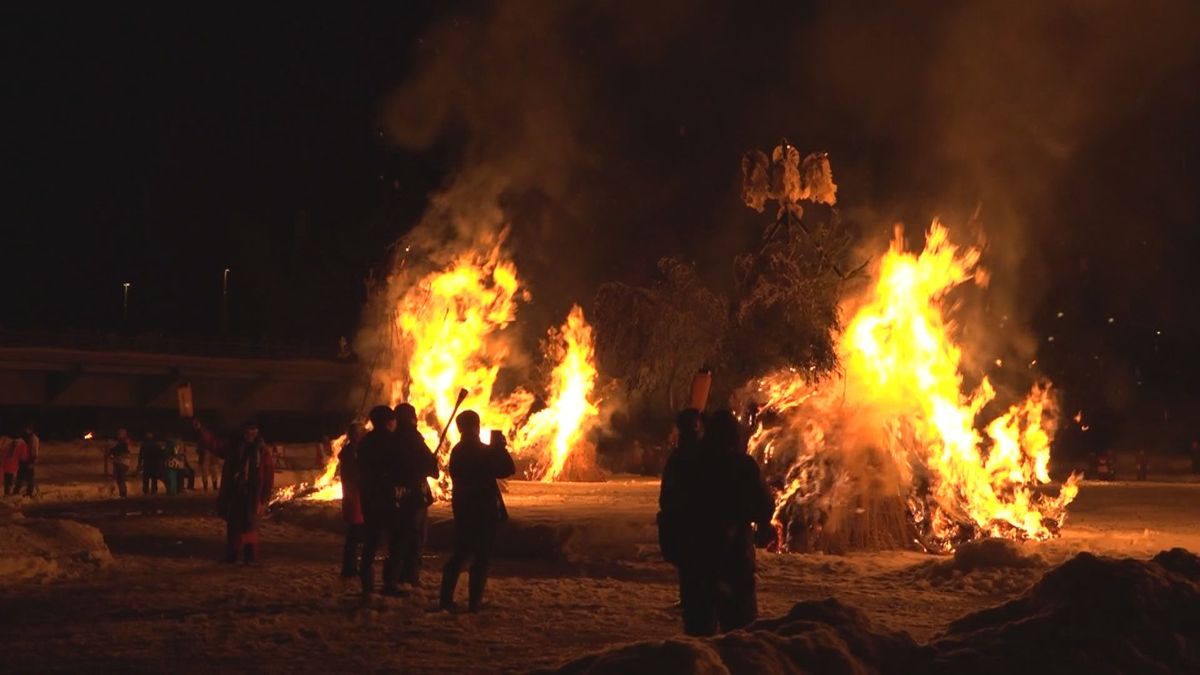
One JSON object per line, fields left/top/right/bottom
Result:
{"left": 2, "top": 439, "right": 28, "bottom": 474}
{"left": 339, "top": 441, "right": 364, "bottom": 525}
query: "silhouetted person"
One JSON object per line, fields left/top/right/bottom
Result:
{"left": 394, "top": 403, "right": 439, "bottom": 587}
{"left": 338, "top": 420, "right": 367, "bottom": 578}
{"left": 659, "top": 409, "right": 773, "bottom": 636}
{"left": 658, "top": 408, "right": 704, "bottom": 566}
{"left": 1136, "top": 447, "right": 1149, "bottom": 481}
{"left": 2, "top": 436, "right": 25, "bottom": 496}
{"left": 108, "top": 429, "right": 132, "bottom": 498}
{"left": 217, "top": 421, "right": 274, "bottom": 564}
{"left": 14, "top": 423, "right": 39, "bottom": 497}
{"left": 138, "top": 433, "right": 164, "bottom": 494}
{"left": 357, "top": 405, "right": 405, "bottom": 596}
{"left": 192, "top": 418, "right": 224, "bottom": 491}
{"left": 440, "top": 411, "right": 515, "bottom": 612}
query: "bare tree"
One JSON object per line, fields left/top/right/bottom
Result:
{"left": 594, "top": 258, "right": 727, "bottom": 412}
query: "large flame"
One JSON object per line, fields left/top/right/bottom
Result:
{"left": 513, "top": 304, "right": 600, "bottom": 481}
{"left": 383, "top": 238, "right": 532, "bottom": 493}
{"left": 281, "top": 238, "right": 600, "bottom": 505}
{"left": 751, "top": 222, "right": 1080, "bottom": 552}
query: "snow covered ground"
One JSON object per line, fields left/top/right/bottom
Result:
{"left": 3, "top": 441, "right": 1199, "bottom": 672}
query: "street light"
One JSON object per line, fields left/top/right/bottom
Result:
{"left": 221, "top": 268, "right": 230, "bottom": 334}
{"left": 122, "top": 282, "right": 131, "bottom": 322}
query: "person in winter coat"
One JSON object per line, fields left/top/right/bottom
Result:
{"left": 107, "top": 428, "right": 133, "bottom": 498}
{"left": 357, "top": 404, "right": 426, "bottom": 596}
{"left": 658, "top": 408, "right": 704, "bottom": 566}
{"left": 658, "top": 409, "right": 774, "bottom": 636}
{"left": 217, "top": 421, "right": 275, "bottom": 564}
{"left": 2, "top": 436, "right": 27, "bottom": 495}
{"left": 138, "top": 433, "right": 165, "bottom": 495}
{"left": 164, "top": 440, "right": 195, "bottom": 494}
{"left": 14, "top": 424, "right": 39, "bottom": 497}
{"left": 192, "top": 418, "right": 225, "bottom": 492}
{"left": 394, "top": 402, "right": 439, "bottom": 587}
{"left": 439, "top": 411, "right": 515, "bottom": 612}
{"left": 337, "top": 421, "right": 367, "bottom": 578}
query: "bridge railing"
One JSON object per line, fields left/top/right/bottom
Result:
{"left": 0, "top": 330, "right": 352, "bottom": 362}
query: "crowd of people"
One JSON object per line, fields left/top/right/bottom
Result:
{"left": 9, "top": 400, "right": 773, "bottom": 635}
{"left": 104, "top": 419, "right": 223, "bottom": 498}
{"left": 335, "top": 403, "right": 515, "bottom": 611}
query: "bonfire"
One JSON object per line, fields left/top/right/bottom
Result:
{"left": 272, "top": 234, "right": 602, "bottom": 508}
{"left": 748, "top": 223, "right": 1080, "bottom": 553}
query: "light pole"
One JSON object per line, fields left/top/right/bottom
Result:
{"left": 122, "top": 282, "right": 131, "bottom": 323}
{"left": 221, "top": 268, "right": 230, "bottom": 335}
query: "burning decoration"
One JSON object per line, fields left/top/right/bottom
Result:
{"left": 273, "top": 234, "right": 601, "bottom": 507}
{"left": 749, "top": 222, "right": 1080, "bottom": 553}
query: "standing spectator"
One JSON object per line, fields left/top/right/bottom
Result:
{"left": 163, "top": 439, "right": 194, "bottom": 494}
{"left": 14, "top": 423, "right": 39, "bottom": 497}
{"left": 338, "top": 421, "right": 367, "bottom": 578}
{"left": 138, "top": 433, "right": 165, "bottom": 495}
{"left": 191, "top": 418, "right": 224, "bottom": 492}
{"left": 1135, "top": 447, "right": 1149, "bottom": 481}
{"left": 2, "top": 436, "right": 25, "bottom": 496}
{"left": 108, "top": 429, "right": 132, "bottom": 498}
{"left": 439, "top": 411, "right": 515, "bottom": 612}
{"left": 395, "top": 402, "right": 439, "bottom": 587}
{"left": 217, "top": 421, "right": 274, "bottom": 564}
{"left": 357, "top": 406, "right": 404, "bottom": 596}
{"left": 659, "top": 410, "right": 774, "bottom": 636}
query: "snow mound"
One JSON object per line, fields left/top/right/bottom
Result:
{"left": 906, "top": 538, "right": 1046, "bottom": 595}
{"left": 931, "top": 547, "right": 1200, "bottom": 673}
{"left": 547, "top": 549, "right": 1200, "bottom": 674}
{"left": 273, "top": 503, "right": 655, "bottom": 565}
{"left": 542, "top": 598, "right": 923, "bottom": 674}
{"left": 0, "top": 506, "right": 111, "bottom": 584}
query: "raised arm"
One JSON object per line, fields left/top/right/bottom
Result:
{"left": 489, "top": 433, "right": 516, "bottom": 479}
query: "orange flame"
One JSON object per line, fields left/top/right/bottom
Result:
{"left": 513, "top": 305, "right": 600, "bottom": 481}
{"left": 291, "top": 238, "right": 600, "bottom": 504}
{"left": 751, "top": 221, "right": 1080, "bottom": 551}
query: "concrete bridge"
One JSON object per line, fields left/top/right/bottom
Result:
{"left": 0, "top": 346, "right": 364, "bottom": 436}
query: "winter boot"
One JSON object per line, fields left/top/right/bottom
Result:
{"left": 439, "top": 570, "right": 458, "bottom": 611}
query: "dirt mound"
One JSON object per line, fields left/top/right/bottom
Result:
{"left": 547, "top": 549, "right": 1200, "bottom": 674}
{"left": 542, "top": 598, "right": 924, "bottom": 674}
{"left": 0, "top": 505, "right": 111, "bottom": 583}
{"left": 931, "top": 547, "right": 1200, "bottom": 673}
{"left": 905, "top": 538, "right": 1046, "bottom": 595}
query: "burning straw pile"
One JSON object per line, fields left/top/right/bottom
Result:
{"left": 735, "top": 144, "right": 1078, "bottom": 553}
{"left": 746, "top": 223, "right": 1079, "bottom": 553}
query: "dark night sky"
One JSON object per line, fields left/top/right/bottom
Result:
{"left": 5, "top": 3, "right": 1200, "bottom": 421}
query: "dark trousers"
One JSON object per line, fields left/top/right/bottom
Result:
{"left": 397, "top": 506, "right": 428, "bottom": 586}
{"left": 342, "top": 523, "right": 364, "bottom": 576}
{"left": 440, "top": 520, "right": 498, "bottom": 610}
{"left": 3, "top": 472, "right": 13, "bottom": 495}
{"left": 360, "top": 511, "right": 403, "bottom": 594}
{"left": 142, "top": 468, "right": 160, "bottom": 494}
{"left": 180, "top": 468, "right": 195, "bottom": 490}
{"left": 677, "top": 539, "right": 758, "bottom": 636}
{"left": 14, "top": 463, "right": 35, "bottom": 497}
{"left": 113, "top": 464, "right": 128, "bottom": 498}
